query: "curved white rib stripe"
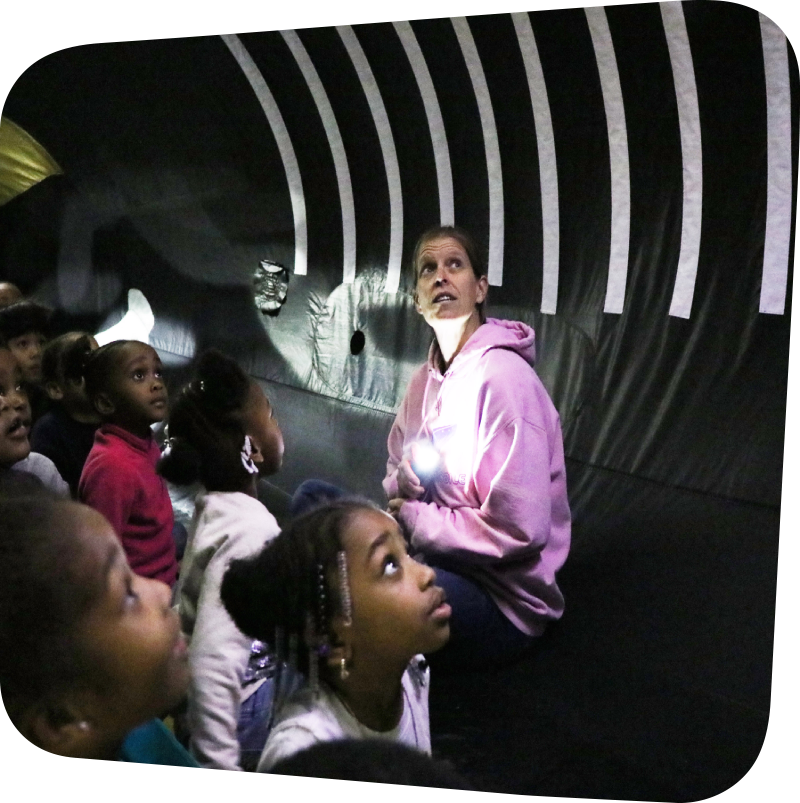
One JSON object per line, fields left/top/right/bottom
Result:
{"left": 221, "top": 34, "right": 307, "bottom": 276}
{"left": 660, "top": 2, "right": 703, "bottom": 320}
{"left": 280, "top": 30, "right": 356, "bottom": 283}
{"left": 512, "top": 12, "right": 559, "bottom": 315}
{"left": 759, "top": 14, "right": 791, "bottom": 316}
{"left": 452, "top": 16, "right": 504, "bottom": 287}
{"left": 393, "top": 20, "right": 454, "bottom": 227}
{"left": 585, "top": 7, "right": 631, "bottom": 315}
{"left": 337, "top": 25, "right": 404, "bottom": 294}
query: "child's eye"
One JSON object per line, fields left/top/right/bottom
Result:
{"left": 382, "top": 556, "right": 401, "bottom": 577}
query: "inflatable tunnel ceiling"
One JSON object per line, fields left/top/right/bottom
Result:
{"left": 0, "top": 1, "right": 795, "bottom": 508}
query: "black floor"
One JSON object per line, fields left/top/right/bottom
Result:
{"left": 428, "top": 462, "right": 777, "bottom": 801}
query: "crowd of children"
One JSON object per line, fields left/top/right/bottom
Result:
{"left": 0, "top": 286, "right": 462, "bottom": 785}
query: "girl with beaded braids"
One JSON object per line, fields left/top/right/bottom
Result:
{"left": 220, "top": 498, "right": 452, "bottom": 772}
{"left": 156, "top": 349, "right": 284, "bottom": 771}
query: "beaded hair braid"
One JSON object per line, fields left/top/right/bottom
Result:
{"left": 221, "top": 498, "right": 377, "bottom": 711}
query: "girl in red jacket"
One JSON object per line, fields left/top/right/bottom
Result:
{"left": 78, "top": 340, "right": 178, "bottom": 587}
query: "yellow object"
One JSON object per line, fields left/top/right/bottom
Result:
{"left": 0, "top": 116, "right": 62, "bottom": 206}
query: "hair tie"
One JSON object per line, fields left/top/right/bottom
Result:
{"left": 241, "top": 435, "right": 259, "bottom": 475}
{"left": 161, "top": 426, "right": 176, "bottom": 458}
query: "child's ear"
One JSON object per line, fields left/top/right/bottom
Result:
{"left": 44, "top": 381, "right": 64, "bottom": 401}
{"left": 26, "top": 698, "right": 97, "bottom": 757}
{"left": 94, "top": 392, "right": 115, "bottom": 417}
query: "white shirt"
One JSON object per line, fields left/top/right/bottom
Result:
{"left": 178, "top": 491, "right": 280, "bottom": 771}
{"left": 258, "top": 656, "right": 431, "bottom": 772}
{"left": 12, "top": 452, "right": 69, "bottom": 497}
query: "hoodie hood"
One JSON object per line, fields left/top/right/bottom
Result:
{"left": 428, "top": 318, "right": 536, "bottom": 377}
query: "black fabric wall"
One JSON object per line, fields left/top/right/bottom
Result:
{"left": 1, "top": 3, "right": 793, "bottom": 506}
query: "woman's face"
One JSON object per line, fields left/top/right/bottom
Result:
{"left": 414, "top": 236, "right": 488, "bottom": 328}
{"left": 70, "top": 505, "right": 190, "bottom": 735}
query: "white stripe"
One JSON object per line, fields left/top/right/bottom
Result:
{"left": 759, "top": 13, "right": 791, "bottom": 315}
{"left": 281, "top": 29, "right": 356, "bottom": 283}
{"left": 660, "top": 2, "right": 703, "bottom": 319}
{"left": 512, "top": 12, "right": 560, "bottom": 315}
{"left": 337, "top": 26, "right": 404, "bottom": 294}
{"left": 222, "top": 34, "right": 307, "bottom": 276}
{"left": 452, "top": 16, "right": 504, "bottom": 287}
{"left": 393, "top": 20, "right": 454, "bottom": 227}
{"left": 585, "top": 7, "right": 631, "bottom": 315}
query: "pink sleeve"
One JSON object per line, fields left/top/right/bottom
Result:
{"left": 399, "top": 417, "right": 558, "bottom": 565}
{"left": 383, "top": 392, "right": 410, "bottom": 500}
{"left": 80, "top": 458, "right": 136, "bottom": 539}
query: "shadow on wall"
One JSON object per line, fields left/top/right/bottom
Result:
{"left": 303, "top": 273, "right": 597, "bottom": 424}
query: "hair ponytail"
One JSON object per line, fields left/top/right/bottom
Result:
{"left": 157, "top": 436, "right": 204, "bottom": 486}
{"left": 157, "top": 349, "right": 253, "bottom": 492}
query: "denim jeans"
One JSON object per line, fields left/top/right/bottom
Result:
{"left": 426, "top": 562, "right": 536, "bottom": 673}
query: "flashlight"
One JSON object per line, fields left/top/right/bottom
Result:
{"left": 410, "top": 440, "right": 442, "bottom": 497}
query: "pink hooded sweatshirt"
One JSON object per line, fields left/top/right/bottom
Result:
{"left": 383, "top": 318, "right": 571, "bottom": 637}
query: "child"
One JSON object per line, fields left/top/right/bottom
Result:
{"left": 220, "top": 498, "right": 452, "bottom": 772}
{"left": 0, "top": 299, "right": 52, "bottom": 421}
{"left": 0, "top": 342, "right": 68, "bottom": 496}
{"left": 78, "top": 340, "right": 178, "bottom": 586}
{"left": 157, "top": 349, "right": 284, "bottom": 771}
{"left": 30, "top": 332, "right": 100, "bottom": 496}
{"left": 0, "top": 477, "right": 196, "bottom": 765}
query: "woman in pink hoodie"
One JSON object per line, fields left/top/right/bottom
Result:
{"left": 384, "top": 226, "right": 571, "bottom": 670}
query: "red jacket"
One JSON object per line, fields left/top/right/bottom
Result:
{"left": 79, "top": 423, "right": 177, "bottom": 586}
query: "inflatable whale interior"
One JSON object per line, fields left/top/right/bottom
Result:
{"left": 0, "top": 3, "right": 795, "bottom": 798}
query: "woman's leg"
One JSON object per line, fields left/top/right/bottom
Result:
{"left": 426, "top": 564, "right": 536, "bottom": 672}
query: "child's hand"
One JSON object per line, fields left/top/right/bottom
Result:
{"left": 387, "top": 498, "right": 405, "bottom": 518}
{"left": 397, "top": 456, "right": 425, "bottom": 500}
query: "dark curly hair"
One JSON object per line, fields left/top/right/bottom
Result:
{"left": 41, "top": 332, "right": 96, "bottom": 386}
{"left": 81, "top": 339, "right": 136, "bottom": 403}
{"left": 157, "top": 349, "right": 253, "bottom": 492}
{"left": 0, "top": 300, "right": 52, "bottom": 342}
{"left": 221, "top": 498, "right": 380, "bottom": 670}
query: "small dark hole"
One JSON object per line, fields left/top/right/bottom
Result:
{"left": 350, "top": 330, "right": 366, "bottom": 355}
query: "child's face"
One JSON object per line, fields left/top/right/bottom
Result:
{"left": 338, "top": 508, "right": 451, "bottom": 669}
{"left": 0, "top": 349, "right": 32, "bottom": 467}
{"left": 7, "top": 330, "right": 46, "bottom": 384}
{"left": 241, "top": 381, "right": 284, "bottom": 476}
{"left": 101, "top": 343, "right": 168, "bottom": 433}
{"left": 70, "top": 504, "right": 190, "bottom": 735}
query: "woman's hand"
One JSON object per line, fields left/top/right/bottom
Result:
{"left": 396, "top": 457, "right": 426, "bottom": 500}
